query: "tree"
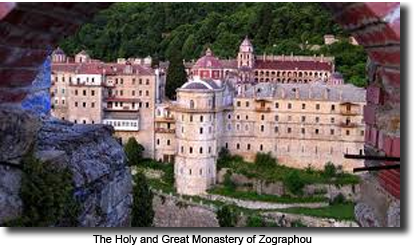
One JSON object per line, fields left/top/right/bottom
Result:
{"left": 131, "top": 171, "right": 155, "bottom": 227}
{"left": 283, "top": 170, "right": 305, "bottom": 196}
{"left": 223, "top": 170, "right": 236, "bottom": 192}
{"left": 124, "top": 137, "right": 145, "bottom": 166}
{"left": 165, "top": 49, "right": 187, "bottom": 100}
{"left": 216, "top": 205, "right": 237, "bottom": 227}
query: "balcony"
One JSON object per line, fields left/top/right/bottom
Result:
{"left": 155, "top": 116, "right": 175, "bottom": 122}
{"left": 254, "top": 107, "right": 271, "bottom": 113}
{"left": 340, "top": 110, "right": 360, "bottom": 116}
{"left": 155, "top": 128, "right": 175, "bottom": 134}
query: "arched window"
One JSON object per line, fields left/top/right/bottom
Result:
{"left": 190, "top": 100, "right": 195, "bottom": 109}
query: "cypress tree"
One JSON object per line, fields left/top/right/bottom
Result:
{"left": 165, "top": 49, "right": 187, "bottom": 100}
{"left": 131, "top": 171, "right": 155, "bottom": 227}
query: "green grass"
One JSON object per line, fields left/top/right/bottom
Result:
{"left": 209, "top": 187, "right": 327, "bottom": 204}
{"left": 276, "top": 203, "right": 355, "bottom": 221}
{"left": 218, "top": 151, "right": 360, "bottom": 186}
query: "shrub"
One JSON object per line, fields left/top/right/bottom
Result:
{"left": 223, "top": 170, "right": 236, "bottom": 191}
{"left": 283, "top": 170, "right": 305, "bottom": 195}
{"left": 132, "top": 171, "right": 154, "bottom": 227}
{"left": 124, "top": 137, "right": 145, "bottom": 166}
{"left": 6, "top": 151, "right": 79, "bottom": 227}
{"left": 330, "top": 193, "right": 346, "bottom": 205}
{"left": 323, "top": 162, "right": 337, "bottom": 178}
{"left": 246, "top": 214, "right": 265, "bottom": 227}
{"left": 254, "top": 152, "right": 277, "bottom": 171}
{"left": 216, "top": 205, "right": 237, "bottom": 227}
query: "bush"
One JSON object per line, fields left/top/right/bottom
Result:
{"left": 216, "top": 205, "right": 237, "bottom": 227}
{"left": 124, "top": 137, "right": 145, "bottom": 166}
{"left": 132, "top": 171, "right": 155, "bottom": 227}
{"left": 330, "top": 193, "right": 346, "bottom": 205}
{"left": 283, "top": 170, "right": 306, "bottom": 196}
{"left": 246, "top": 214, "right": 265, "bottom": 227}
{"left": 254, "top": 152, "right": 277, "bottom": 171}
{"left": 223, "top": 170, "right": 236, "bottom": 191}
{"left": 323, "top": 162, "right": 337, "bottom": 178}
{"left": 6, "top": 151, "right": 79, "bottom": 227}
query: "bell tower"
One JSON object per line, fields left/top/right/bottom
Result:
{"left": 237, "top": 36, "right": 254, "bottom": 69}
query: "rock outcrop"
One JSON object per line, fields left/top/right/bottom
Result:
{"left": 0, "top": 107, "right": 132, "bottom": 227}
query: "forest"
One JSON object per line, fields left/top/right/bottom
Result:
{"left": 60, "top": 2, "right": 367, "bottom": 87}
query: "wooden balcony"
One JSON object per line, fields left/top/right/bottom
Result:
{"left": 155, "top": 128, "right": 175, "bottom": 134}
{"left": 254, "top": 107, "right": 271, "bottom": 113}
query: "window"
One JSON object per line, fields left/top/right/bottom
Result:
{"left": 315, "top": 129, "right": 319, "bottom": 134}
{"left": 331, "top": 129, "right": 335, "bottom": 135}
{"left": 132, "top": 78, "right": 136, "bottom": 85}
{"left": 288, "top": 103, "right": 292, "bottom": 109}
{"left": 199, "top": 147, "right": 203, "bottom": 154}
{"left": 91, "top": 102, "right": 95, "bottom": 108}
{"left": 275, "top": 115, "right": 279, "bottom": 122}
{"left": 261, "top": 115, "right": 265, "bottom": 120}
{"left": 62, "top": 99, "right": 65, "bottom": 105}
{"left": 225, "top": 143, "right": 228, "bottom": 149}
{"left": 237, "top": 101, "right": 241, "bottom": 107}
{"left": 301, "top": 116, "right": 306, "bottom": 122}
{"left": 120, "top": 78, "right": 124, "bottom": 85}
{"left": 82, "top": 102, "right": 86, "bottom": 108}
{"left": 346, "top": 130, "right": 350, "bottom": 136}
{"left": 246, "top": 101, "right": 250, "bottom": 107}
{"left": 139, "top": 90, "right": 142, "bottom": 96}
{"left": 260, "top": 144, "right": 263, "bottom": 151}
{"left": 316, "top": 104, "right": 320, "bottom": 110}
{"left": 146, "top": 102, "right": 149, "bottom": 108}
{"left": 83, "top": 90, "right": 86, "bottom": 96}
{"left": 274, "top": 126, "right": 279, "bottom": 133}
{"left": 190, "top": 100, "right": 195, "bottom": 109}
{"left": 74, "top": 120, "right": 77, "bottom": 124}
{"left": 91, "top": 90, "right": 95, "bottom": 96}
{"left": 146, "top": 90, "right": 149, "bottom": 96}
{"left": 120, "top": 90, "right": 123, "bottom": 96}
{"left": 302, "top": 103, "right": 306, "bottom": 109}
{"left": 189, "top": 147, "right": 193, "bottom": 154}
{"left": 146, "top": 79, "right": 149, "bottom": 85}
{"left": 181, "top": 146, "right": 184, "bottom": 153}
{"left": 247, "top": 144, "right": 251, "bottom": 150}
{"left": 236, "top": 143, "right": 240, "bottom": 150}
{"left": 190, "top": 115, "right": 193, "bottom": 122}
{"left": 157, "top": 139, "right": 160, "bottom": 145}
{"left": 301, "top": 128, "right": 305, "bottom": 134}
{"left": 200, "top": 127, "right": 203, "bottom": 134}
{"left": 132, "top": 90, "right": 135, "bottom": 96}
{"left": 167, "top": 140, "right": 171, "bottom": 146}
{"left": 260, "top": 125, "right": 265, "bottom": 132}
{"left": 200, "top": 116, "right": 204, "bottom": 122}
{"left": 331, "top": 104, "right": 335, "bottom": 111}
{"left": 83, "top": 120, "right": 86, "bottom": 124}
{"left": 288, "top": 116, "right": 292, "bottom": 121}
{"left": 287, "top": 127, "right": 292, "bottom": 133}
{"left": 62, "top": 88, "right": 65, "bottom": 94}
{"left": 75, "top": 102, "right": 78, "bottom": 107}
{"left": 331, "top": 117, "right": 335, "bottom": 123}
{"left": 209, "top": 147, "right": 212, "bottom": 153}
{"left": 361, "top": 130, "right": 364, "bottom": 136}
{"left": 275, "top": 102, "right": 279, "bottom": 109}
{"left": 139, "top": 79, "right": 142, "bottom": 85}
{"left": 315, "top": 117, "right": 320, "bottom": 123}
{"left": 189, "top": 169, "right": 192, "bottom": 175}
{"left": 236, "top": 115, "right": 240, "bottom": 120}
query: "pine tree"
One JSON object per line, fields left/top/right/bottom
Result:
{"left": 165, "top": 49, "right": 187, "bottom": 100}
{"left": 131, "top": 171, "right": 155, "bottom": 227}
{"left": 124, "top": 137, "right": 144, "bottom": 166}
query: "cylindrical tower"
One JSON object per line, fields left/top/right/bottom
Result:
{"left": 173, "top": 79, "right": 223, "bottom": 195}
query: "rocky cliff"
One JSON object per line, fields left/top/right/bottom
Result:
{"left": 0, "top": 107, "right": 132, "bottom": 227}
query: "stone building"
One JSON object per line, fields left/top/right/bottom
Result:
{"left": 188, "top": 37, "right": 335, "bottom": 86}
{"left": 51, "top": 41, "right": 365, "bottom": 195}
{"left": 51, "top": 49, "right": 165, "bottom": 158}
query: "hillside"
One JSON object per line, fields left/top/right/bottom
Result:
{"left": 60, "top": 2, "right": 367, "bottom": 86}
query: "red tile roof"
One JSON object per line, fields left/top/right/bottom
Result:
{"left": 52, "top": 62, "right": 155, "bottom": 76}
{"left": 255, "top": 59, "right": 333, "bottom": 71}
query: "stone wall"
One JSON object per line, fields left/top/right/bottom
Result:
{"left": 0, "top": 107, "right": 132, "bottom": 227}
{"left": 153, "top": 193, "right": 219, "bottom": 227}
{"left": 218, "top": 168, "right": 359, "bottom": 200}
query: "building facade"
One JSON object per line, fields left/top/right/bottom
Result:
{"left": 51, "top": 39, "right": 365, "bottom": 195}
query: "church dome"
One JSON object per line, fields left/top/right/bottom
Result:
{"left": 193, "top": 48, "right": 222, "bottom": 69}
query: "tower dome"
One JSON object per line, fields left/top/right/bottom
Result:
{"left": 194, "top": 48, "right": 222, "bottom": 69}
{"left": 239, "top": 36, "right": 253, "bottom": 53}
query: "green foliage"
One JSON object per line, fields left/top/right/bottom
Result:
{"left": 291, "top": 220, "right": 307, "bottom": 227}
{"left": 209, "top": 187, "right": 326, "bottom": 203}
{"left": 218, "top": 152, "right": 360, "bottom": 186}
{"left": 6, "top": 151, "right": 79, "bottom": 227}
{"left": 124, "top": 137, "right": 145, "bottom": 166}
{"left": 254, "top": 152, "right": 277, "bottom": 171}
{"left": 216, "top": 205, "right": 237, "bottom": 227}
{"left": 283, "top": 170, "right": 305, "bottom": 196}
{"left": 136, "top": 159, "right": 175, "bottom": 193}
{"left": 330, "top": 193, "right": 347, "bottom": 205}
{"left": 323, "top": 162, "right": 337, "bottom": 178}
{"left": 165, "top": 50, "right": 187, "bottom": 100}
{"left": 223, "top": 170, "right": 236, "bottom": 192}
{"left": 278, "top": 203, "right": 355, "bottom": 221}
{"left": 132, "top": 171, "right": 155, "bottom": 227}
{"left": 245, "top": 214, "right": 265, "bottom": 227}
